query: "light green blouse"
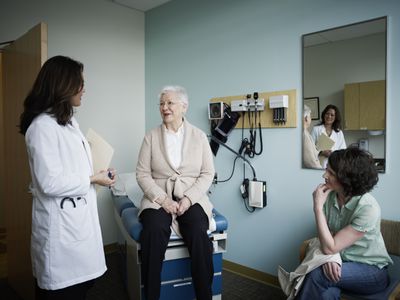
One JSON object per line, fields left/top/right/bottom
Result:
{"left": 323, "top": 192, "right": 393, "bottom": 268}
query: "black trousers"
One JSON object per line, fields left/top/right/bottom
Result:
{"left": 35, "top": 279, "right": 95, "bottom": 300}
{"left": 140, "top": 204, "right": 214, "bottom": 300}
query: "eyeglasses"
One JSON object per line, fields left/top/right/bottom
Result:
{"left": 158, "top": 101, "right": 179, "bottom": 108}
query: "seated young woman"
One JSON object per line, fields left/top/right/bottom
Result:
{"left": 296, "top": 147, "right": 392, "bottom": 299}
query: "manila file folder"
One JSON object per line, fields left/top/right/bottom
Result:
{"left": 316, "top": 133, "right": 335, "bottom": 151}
{"left": 86, "top": 128, "right": 114, "bottom": 174}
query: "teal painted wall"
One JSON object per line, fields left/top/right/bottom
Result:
{"left": 145, "top": 0, "right": 400, "bottom": 275}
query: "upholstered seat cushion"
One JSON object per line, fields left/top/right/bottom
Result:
{"left": 120, "top": 206, "right": 228, "bottom": 242}
{"left": 114, "top": 195, "right": 135, "bottom": 216}
{"left": 114, "top": 194, "right": 228, "bottom": 242}
{"left": 121, "top": 207, "right": 142, "bottom": 241}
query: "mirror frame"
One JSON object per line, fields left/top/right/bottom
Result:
{"left": 301, "top": 16, "right": 387, "bottom": 172}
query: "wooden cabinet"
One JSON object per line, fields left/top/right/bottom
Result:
{"left": 344, "top": 80, "right": 386, "bottom": 130}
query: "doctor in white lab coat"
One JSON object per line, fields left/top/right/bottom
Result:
{"left": 19, "top": 56, "right": 116, "bottom": 300}
{"left": 311, "top": 104, "right": 346, "bottom": 168}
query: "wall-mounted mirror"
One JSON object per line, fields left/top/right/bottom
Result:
{"left": 302, "top": 17, "right": 387, "bottom": 172}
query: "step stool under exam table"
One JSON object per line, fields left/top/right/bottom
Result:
{"left": 111, "top": 174, "right": 228, "bottom": 300}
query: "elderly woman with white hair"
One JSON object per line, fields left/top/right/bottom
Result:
{"left": 303, "top": 105, "right": 322, "bottom": 169}
{"left": 136, "top": 85, "right": 215, "bottom": 300}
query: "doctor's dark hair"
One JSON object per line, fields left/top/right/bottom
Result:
{"left": 319, "top": 104, "right": 342, "bottom": 132}
{"left": 328, "top": 147, "right": 378, "bottom": 197}
{"left": 19, "top": 55, "right": 84, "bottom": 135}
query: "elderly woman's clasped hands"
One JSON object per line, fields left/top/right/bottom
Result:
{"left": 160, "top": 196, "right": 191, "bottom": 216}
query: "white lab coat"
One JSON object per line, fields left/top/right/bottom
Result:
{"left": 25, "top": 113, "right": 106, "bottom": 290}
{"left": 311, "top": 124, "right": 346, "bottom": 168}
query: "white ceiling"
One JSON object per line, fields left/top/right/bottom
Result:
{"left": 110, "top": 0, "right": 172, "bottom": 11}
{"left": 303, "top": 18, "right": 386, "bottom": 47}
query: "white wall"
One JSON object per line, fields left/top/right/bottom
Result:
{"left": 0, "top": 0, "right": 145, "bottom": 244}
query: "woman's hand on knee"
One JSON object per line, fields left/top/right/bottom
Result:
{"left": 322, "top": 262, "right": 341, "bottom": 283}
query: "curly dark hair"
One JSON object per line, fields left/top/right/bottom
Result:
{"left": 319, "top": 104, "right": 342, "bottom": 132}
{"left": 328, "top": 147, "right": 378, "bottom": 197}
{"left": 19, "top": 56, "right": 84, "bottom": 135}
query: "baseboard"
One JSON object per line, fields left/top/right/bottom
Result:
{"left": 222, "top": 259, "right": 280, "bottom": 288}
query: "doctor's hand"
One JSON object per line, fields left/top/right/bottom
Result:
{"left": 322, "top": 262, "right": 341, "bottom": 283}
{"left": 161, "top": 198, "right": 179, "bottom": 215}
{"left": 90, "top": 169, "right": 116, "bottom": 187}
{"left": 177, "top": 197, "right": 191, "bottom": 216}
{"left": 320, "top": 150, "right": 332, "bottom": 157}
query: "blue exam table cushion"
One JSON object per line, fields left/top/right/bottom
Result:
{"left": 120, "top": 207, "right": 228, "bottom": 242}
{"left": 114, "top": 195, "right": 135, "bottom": 216}
{"left": 113, "top": 193, "right": 228, "bottom": 242}
{"left": 212, "top": 209, "right": 228, "bottom": 232}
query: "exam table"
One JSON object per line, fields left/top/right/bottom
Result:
{"left": 111, "top": 174, "right": 228, "bottom": 300}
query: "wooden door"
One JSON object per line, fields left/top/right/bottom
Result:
{"left": 2, "top": 22, "right": 47, "bottom": 300}
{"left": 0, "top": 52, "right": 5, "bottom": 229}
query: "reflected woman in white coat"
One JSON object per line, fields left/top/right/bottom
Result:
{"left": 19, "top": 56, "right": 116, "bottom": 300}
{"left": 311, "top": 104, "right": 346, "bottom": 168}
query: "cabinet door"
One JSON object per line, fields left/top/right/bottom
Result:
{"left": 344, "top": 83, "right": 360, "bottom": 130}
{"left": 360, "top": 80, "right": 385, "bottom": 130}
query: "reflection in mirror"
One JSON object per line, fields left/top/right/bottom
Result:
{"left": 302, "top": 17, "right": 387, "bottom": 172}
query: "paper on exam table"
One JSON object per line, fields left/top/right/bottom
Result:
{"left": 316, "top": 132, "right": 335, "bottom": 151}
{"left": 111, "top": 172, "right": 143, "bottom": 208}
{"left": 86, "top": 128, "right": 114, "bottom": 174}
